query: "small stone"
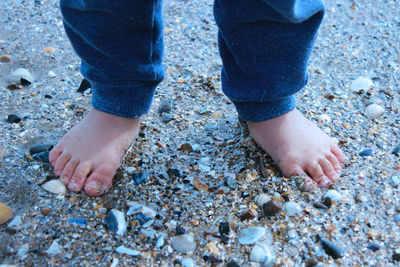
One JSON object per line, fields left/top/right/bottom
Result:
{"left": 283, "top": 202, "right": 302, "bottom": 216}
{"left": 9, "top": 68, "right": 34, "bottom": 84}
{"left": 224, "top": 173, "right": 238, "bottom": 190}
{"left": 395, "top": 214, "right": 400, "bottom": 223}
{"left": 238, "top": 227, "right": 266, "bottom": 245}
{"left": 104, "top": 209, "right": 127, "bottom": 235}
{"left": 367, "top": 243, "right": 380, "bottom": 252}
{"left": 158, "top": 99, "right": 173, "bottom": 114}
{"left": 116, "top": 245, "right": 140, "bottom": 256}
{"left": 256, "top": 193, "right": 270, "bottom": 206}
{"left": 219, "top": 221, "right": 230, "bottom": 237}
{"left": 7, "top": 215, "right": 21, "bottom": 228}
{"left": 161, "top": 113, "right": 174, "bottom": 123}
{"left": 46, "top": 240, "right": 62, "bottom": 255}
{"left": 180, "top": 143, "right": 193, "bottom": 152}
{"left": 68, "top": 218, "right": 87, "bottom": 226}
{"left": 317, "top": 114, "right": 331, "bottom": 124}
{"left": 320, "top": 238, "right": 344, "bottom": 259}
{"left": 0, "top": 202, "right": 14, "bottom": 225}
{"left": 6, "top": 114, "right": 21, "bottom": 123}
{"left": 171, "top": 234, "right": 196, "bottom": 254}
{"left": 43, "top": 47, "right": 56, "bottom": 53}
{"left": 176, "top": 225, "right": 186, "bottom": 236}
{"left": 41, "top": 208, "right": 51, "bottom": 215}
{"left": 390, "top": 176, "right": 400, "bottom": 186}
{"left": 226, "top": 261, "right": 241, "bottom": 267}
{"left": 181, "top": 258, "right": 194, "bottom": 267}
{"left": 313, "top": 202, "right": 329, "bottom": 210}
{"left": 323, "top": 190, "right": 343, "bottom": 202}
{"left": 32, "top": 151, "right": 50, "bottom": 163}
{"left": 0, "top": 55, "right": 11, "bottom": 62}
{"left": 393, "top": 248, "right": 400, "bottom": 262}
{"left": 132, "top": 172, "right": 149, "bottom": 185}
{"left": 365, "top": 104, "right": 384, "bottom": 119}
{"left": 350, "top": 77, "right": 373, "bottom": 92}
{"left": 249, "top": 243, "right": 274, "bottom": 264}
{"left": 76, "top": 78, "right": 91, "bottom": 94}
{"left": 42, "top": 180, "right": 66, "bottom": 194}
{"left": 358, "top": 148, "right": 373, "bottom": 157}
{"left": 194, "top": 177, "right": 208, "bottom": 192}
{"left": 47, "top": 70, "right": 56, "bottom": 77}
{"left": 29, "top": 144, "right": 53, "bottom": 155}
{"left": 262, "top": 199, "right": 283, "bottom": 216}
{"left": 238, "top": 209, "right": 257, "bottom": 221}
{"left": 155, "top": 235, "right": 164, "bottom": 248}
{"left": 204, "top": 241, "right": 219, "bottom": 254}
{"left": 392, "top": 145, "right": 400, "bottom": 157}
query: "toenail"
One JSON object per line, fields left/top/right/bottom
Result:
{"left": 69, "top": 182, "right": 78, "bottom": 191}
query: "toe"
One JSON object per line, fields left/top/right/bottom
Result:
{"left": 318, "top": 157, "right": 339, "bottom": 182}
{"left": 60, "top": 158, "right": 80, "bottom": 185}
{"left": 331, "top": 145, "right": 346, "bottom": 163}
{"left": 305, "top": 161, "right": 332, "bottom": 188}
{"left": 68, "top": 162, "right": 92, "bottom": 192}
{"left": 54, "top": 152, "right": 71, "bottom": 176}
{"left": 84, "top": 165, "right": 115, "bottom": 196}
{"left": 49, "top": 146, "right": 62, "bottom": 166}
{"left": 326, "top": 153, "right": 342, "bottom": 173}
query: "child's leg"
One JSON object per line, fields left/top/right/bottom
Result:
{"left": 214, "top": 0, "right": 345, "bottom": 187}
{"left": 50, "top": 0, "right": 164, "bottom": 196}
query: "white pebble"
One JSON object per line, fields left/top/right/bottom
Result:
{"left": 238, "top": 227, "right": 266, "bottom": 245}
{"left": 350, "top": 77, "right": 373, "bottom": 91}
{"left": 365, "top": 104, "right": 384, "bottom": 119}
{"left": 42, "top": 179, "right": 66, "bottom": 194}
{"left": 317, "top": 114, "right": 332, "bottom": 124}
{"left": 9, "top": 68, "right": 34, "bottom": 84}
{"left": 116, "top": 245, "right": 140, "bottom": 256}
{"left": 171, "top": 234, "right": 196, "bottom": 254}
{"left": 256, "top": 193, "right": 270, "bottom": 206}
{"left": 46, "top": 240, "right": 62, "bottom": 255}
{"left": 181, "top": 258, "right": 195, "bottom": 267}
{"left": 324, "top": 190, "right": 343, "bottom": 202}
{"left": 283, "top": 202, "right": 302, "bottom": 217}
{"left": 47, "top": 70, "right": 56, "bottom": 78}
{"left": 126, "top": 166, "right": 136, "bottom": 174}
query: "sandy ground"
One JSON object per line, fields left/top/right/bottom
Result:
{"left": 0, "top": 0, "right": 400, "bottom": 266}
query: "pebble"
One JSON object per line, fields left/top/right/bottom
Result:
{"left": 126, "top": 166, "right": 136, "bottom": 174}
{"left": 41, "top": 179, "right": 66, "bottom": 194}
{"left": 158, "top": 99, "right": 173, "bottom": 114}
{"left": 390, "top": 176, "right": 400, "bottom": 186}
{"left": 76, "top": 78, "right": 91, "bottom": 93}
{"left": 224, "top": 173, "right": 238, "bottom": 190}
{"left": 367, "top": 243, "right": 381, "bottom": 252}
{"left": 181, "top": 257, "right": 194, "bottom": 267}
{"left": 9, "top": 68, "right": 34, "bottom": 84}
{"left": 6, "top": 114, "right": 21, "bottom": 123}
{"left": 239, "top": 209, "right": 257, "bottom": 221}
{"left": 171, "top": 234, "right": 196, "bottom": 254}
{"left": 29, "top": 144, "right": 53, "bottom": 155}
{"left": 393, "top": 144, "right": 400, "bottom": 157}
{"left": 47, "top": 70, "right": 56, "bottom": 77}
{"left": 176, "top": 225, "right": 186, "bottom": 235}
{"left": 365, "top": 104, "right": 384, "bottom": 119}
{"left": 323, "top": 190, "right": 343, "bottom": 202}
{"left": 219, "top": 221, "right": 230, "bottom": 237}
{"left": 68, "top": 218, "right": 87, "bottom": 227}
{"left": 263, "top": 199, "right": 283, "bottom": 216}
{"left": 162, "top": 113, "right": 174, "bottom": 123}
{"left": 358, "top": 148, "right": 373, "bottom": 157}
{"left": 0, "top": 202, "right": 14, "bottom": 225}
{"left": 116, "top": 245, "right": 140, "bottom": 256}
{"left": 0, "top": 55, "right": 11, "bottom": 62}
{"left": 226, "top": 261, "right": 241, "bottom": 267}
{"left": 395, "top": 214, "right": 400, "bottom": 223}
{"left": 46, "top": 240, "right": 62, "bottom": 255}
{"left": 350, "top": 77, "right": 373, "bottom": 91}
{"left": 7, "top": 215, "right": 21, "bottom": 228}
{"left": 32, "top": 151, "right": 50, "bottom": 163}
{"left": 238, "top": 227, "right": 266, "bottom": 245}
{"left": 320, "top": 238, "right": 344, "bottom": 259}
{"left": 104, "top": 209, "right": 127, "bottom": 235}
{"left": 317, "top": 114, "right": 332, "bottom": 124}
{"left": 256, "top": 193, "right": 270, "bottom": 206}
{"left": 249, "top": 243, "right": 274, "bottom": 264}
{"left": 132, "top": 172, "right": 149, "bottom": 185}
{"left": 155, "top": 235, "right": 164, "bottom": 248}
{"left": 313, "top": 202, "right": 329, "bottom": 210}
{"left": 393, "top": 248, "right": 400, "bottom": 262}
{"left": 283, "top": 202, "right": 302, "bottom": 216}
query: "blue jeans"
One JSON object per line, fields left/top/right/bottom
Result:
{"left": 60, "top": 0, "right": 325, "bottom": 122}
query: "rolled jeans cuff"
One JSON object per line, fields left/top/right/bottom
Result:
{"left": 232, "top": 95, "right": 296, "bottom": 122}
{"left": 91, "top": 81, "right": 157, "bottom": 118}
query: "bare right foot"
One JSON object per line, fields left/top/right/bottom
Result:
{"left": 49, "top": 108, "right": 140, "bottom": 196}
{"left": 247, "top": 109, "right": 346, "bottom": 188}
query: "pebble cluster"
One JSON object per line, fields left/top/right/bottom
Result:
{"left": 0, "top": 0, "right": 400, "bottom": 266}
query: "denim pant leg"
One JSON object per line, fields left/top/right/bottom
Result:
{"left": 214, "top": 0, "right": 325, "bottom": 122}
{"left": 60, "top": 0, "right": 164, "bottom": 118}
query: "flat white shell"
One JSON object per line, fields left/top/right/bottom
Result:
{"left": 42, "top": 179, "right": 66, "bottom": 194}
{"left": 250, "top": 243, "right": 274, "bottom": 264}
{"left": 350, "top": 77, "right": 373, "bottom": 91}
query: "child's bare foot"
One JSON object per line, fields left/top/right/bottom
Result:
{"left": 49, "top": 108, "right": 140, "bottom": 196}
{"left": 247, "top": 109, "right": 345, "bottom": 188}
